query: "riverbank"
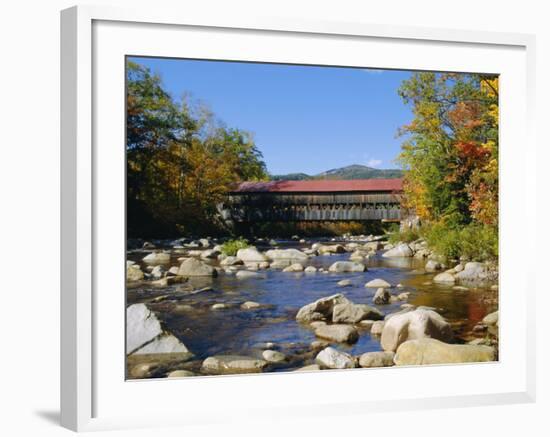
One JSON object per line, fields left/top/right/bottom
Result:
{"left": 126, "top": 234, "right": 498, "bottom": 379}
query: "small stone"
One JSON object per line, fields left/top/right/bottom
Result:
{"left": 211, "top": 303, "right": 227, "bottom": 310}
{"left": 304, "top": 266, "right": 317, "bottom": 273}
{"left": 262, "top": 350, "right": 286, "bottom": 363}
{"left": 130, "top": 362, "right": 159, "bottom": 378}
{"left": 314, "top": 324, "right": 359, "bottom": 343}
{"left": 433, "top": 272, "right": 456, "bottom": 284}
{"left": 235, "top": 270, "right": 264, "bottom": 279}
{"left": 294, "top": 364, "right": 321, "bottom": 372}
{"left": 358, "top": 351, "right": 395, "bottom": 368}
{"left": 365, "top": 278, "right": 391, "bottom": 288}
{"left": 316, "top": 347, "right": 356, "bottom": 369}
{"left": 482, "top": 311, "right": 499, "bottom": 326}
{"left": 241, "top": 301, "right": 261, "bottom": 310}
{"left": 337, "top": 279, "right": 353, "bottom": 287}
{"left": 373, "top": 287, "right": 391, "bottom": 305}
{"left": 167, "top": 370, "right": 195, "bottom": 378}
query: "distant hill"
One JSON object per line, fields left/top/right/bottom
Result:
{"left": 271, "top": 164, "right": 403, "bottom": 181}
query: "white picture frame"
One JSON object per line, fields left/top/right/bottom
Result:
{"left": 60, "top": 5, "right": 536, "bottom": 432}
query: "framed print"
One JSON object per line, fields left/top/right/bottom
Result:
{"left": 61, "top": 5, "right": 536, "bottom": 432}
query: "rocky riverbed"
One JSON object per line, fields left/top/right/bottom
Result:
{"left": 126, "top": 235, "right": 499, "bottom": 379}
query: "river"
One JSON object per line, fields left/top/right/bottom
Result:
{"left": 126, "top": 238, "right": 498, "bottom": 376}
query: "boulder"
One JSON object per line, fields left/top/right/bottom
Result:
{"left": 178, "top": 257, "right": 217, "bottom": 277}
{"left": 332, "top": 302, "right": 384, "bottom": 323}
{"left": 337, "top": 279, "right": 353, "bottom": 287}
{"left": 133, "top": 334, "right": 190, "bottom": 355}
{"left": 328, "top": 261, "right": 366, "bottom": 273}
{"left": 126, "top": 303, "right": 163, "bottom": 354}
{"left": 425, "top": 260, "right": 442, "bottom": 272}
{"left": 316, "top": 347, "right": 356, "bottom": 369}
{"left": 317, "top": 244, "right": 346, "bottom": 255}
{"left": 482, "top": 311, "right": 499, "bottom": 326}
{"left": 373, "top": 287, "right": 391, "bottom": 305}
{"left": 296, "top": 293, "right": 351, "bottom": 322}
{"left": 235, "top": 270, "right": 264, "bottom": 279}
{"left": 201, "top": 355, "right": 268, "bottom": 374}
{"left": 380, "top": 308, "right": 453, "bottom": 352}
{"left": 142, "top": 252, "right": 171, "bottom": 265}
{"left": 220, "top": 256, "right": 243, "bottom": 266}
{"left": 265, "top": 248, "right": 308, "bottom": 262}
{"left": 370, "top": 320, "right": 385, "bottom": 335}
{"left": 200, "top": 249, "right": 220, "bottom": 259}
{"left": 304, "top": 266, "right": 317, "bottom": 273}
{"left": 259, "top": 261, "right": 270, "bottom": 269}
{"left": 314, "top": 324, "right": 359, "bottom": 343}
{"left": 455, "top": 262, "right": 490, "bottom": 282}
{"left": 382, "top": 243, "right": 413, "bottom": 258}
{"left": 262, "top": 350, "right": 286, "bottom": 363}
{"left": 358, "top": 351, "right": 395, "bottom": 368}
{"left": 433, "top": 272, "right": 456, "bottom": 284}
{"left": 394, "top": 338, "right": 495, "bottom": 365}
{"left": 127, "top": 264, "right": 144, "bottom": 282}
{"left": 365, "top": 278, "right": 391, "bottom": 288}
{"left": 270, "top": 259, "right": 291, "bottom": 269}
{"left": 283, "top": 263, "right": 304, "bottom": 272}
{"left": 236, "top": 247, "right": 268, "bottom": 263}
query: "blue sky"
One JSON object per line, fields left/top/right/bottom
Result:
{"left": 129, "top": 57, "right": 413, "bottom": 175}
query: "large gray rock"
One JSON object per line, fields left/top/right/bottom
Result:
{"left": 296, "top": 293, "right": 351, "bottom": 322}
{"left": 265, "top": 248, "right": 308, "bottom": 262}
{"left": 126, "top": 303, "right": 162, "bottom": 354}
{"left": 455, "top": 262, "right": 490, "bottom": 282}
{"left": 178, "top": 257, "right": 217, "bottom": 277}
{"left": 332, "top": 302, "right": 384, "bottom": 323}
{"left": 358, "top": 351, "right": 395, "bottom": 368}
{"left": 270, "top": 259, "right": 292, "bottom": 269}
{"left": 133, "top": 334, "right": 190, "bottom": 355}
{"left": 328, "top": 261, "right": 366, "bottom": 273}
{"left": 142, "top": 252, "right": 171, "bottom": 265}
{"left": 380, "top": 308, "right": 453, "bottom": 352}
{"left": 314, "top": 324, "right": 359, "bottom": 343}
{"left": 394, "top": 338, "right": 495, "bottom": 365}
{"left": 201, "top": 355, "right": 268, "bottom": 374}
{"left": 382, "top": 243, "right": 413, "bottom": 258}
{"left": 365, "top": 278, "right": 391, "bottom": 288}
{"left": 236, "top": 247, "right": 268, "bottom": 263}
{"left": 316, "top": 347, "right": 356, "bottom": 369}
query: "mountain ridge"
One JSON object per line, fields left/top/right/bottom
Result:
{"left": 271, "top": 164, "right": 403, "bottom": 181}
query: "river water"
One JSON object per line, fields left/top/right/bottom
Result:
{"left": 127, "top": 239, "right": 498, "bottom": 374}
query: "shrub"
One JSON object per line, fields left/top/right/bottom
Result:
{"left": 388, "top": 226, "right": 419, "bottom": 245}
{"left": 420, "top": 221, "right": 498, "bottom": 261}
{"left": 220, "top": 237, "right": 250, "bottom": 256}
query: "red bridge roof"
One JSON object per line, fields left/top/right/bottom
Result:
{"left": 232, "top": 178, "right": 403, "bottom": 193}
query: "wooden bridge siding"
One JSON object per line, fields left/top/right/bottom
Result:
{"left": 226, "top": 192, "right": 401, "bottom": 206}
{"left": 223, "top": 191, "right": 402, "bottom": 223}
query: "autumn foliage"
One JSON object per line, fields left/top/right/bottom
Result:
{"left": 126, "top": 62, "right": 267, "bottom": 237}
{"left": 398, "top": 73, "right": 498, "bottom": 259}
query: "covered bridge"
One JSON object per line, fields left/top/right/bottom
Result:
{"left": 219, "top": 178, "right": 404, "bottom": 224}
